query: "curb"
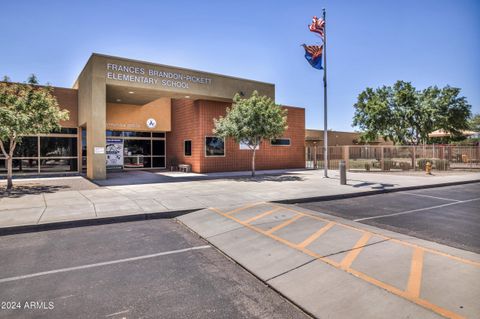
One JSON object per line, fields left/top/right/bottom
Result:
{"left": 0, "top": 208, "right": 201, "bottom": 236}
{"left": 272, "top": 179, "right": 480, "bottom": 204}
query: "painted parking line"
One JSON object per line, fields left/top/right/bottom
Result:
{"left": 339, "top": 232, "right": 371, "bottom": 269}
{"left": 243, "top": 207, "right": 281, "bottom": 224}
{"left": 400, "top": 191, "right": 462, "bottom": 202}
{"left": 297, "top": 221, "right": 335, "bottom": 249}
{"left": 223, "top": 202, "right": 264, "bottom": 216}
{"left": 354, "top": 197, "right": 480, "bottom": 222}
{"left": 210, "top": 203, "right": 480, "bottom": 319}
{"left": 406, "top": 247, "right": 424, "bottom": 299}
{"left": 266, "top": 214, "right": 303, "bottom": 234}
{"left": 0, "top": 245, "right": 211, "bottom": 284}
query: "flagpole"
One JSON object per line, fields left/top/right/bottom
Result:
{"left": 322, "top": 8, "right": 328, "bottom": 178}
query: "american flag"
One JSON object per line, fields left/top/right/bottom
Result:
{"left": 309, "top": 16, "right": 325, "bottom": 38}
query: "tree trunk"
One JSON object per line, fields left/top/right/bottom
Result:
{"left": 2, "top": 138, "right": 16, "bottom": 191}
{"left": 251, "top": 149, "right": 256, "bottom": 177}
{"left": 6, "top": 156, "right": 13, "bottom": 190}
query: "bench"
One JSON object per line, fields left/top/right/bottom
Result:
{"left": 178, "top": 164, "right": 191, "bottom": 173}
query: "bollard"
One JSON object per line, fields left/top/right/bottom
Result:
{"left": 339, "top": 160, "right": 347, "bottom": 185}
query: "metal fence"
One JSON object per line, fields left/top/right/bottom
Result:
{"left": 305, "top": 145, "right": 480, "bottom": 171}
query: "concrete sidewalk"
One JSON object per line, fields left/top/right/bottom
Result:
{"left": 0, "top": 170, "right": 479, "bottom": 230}
{"left": 178, "top": 203, "right": 480, "bottom": 319}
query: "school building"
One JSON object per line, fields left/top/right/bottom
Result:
{"left": 1, "top": 53, "right": 305, "bottom": 180}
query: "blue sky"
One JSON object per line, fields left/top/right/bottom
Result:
{"left": 1, "top": 0, "right": 479, "bottom": 131}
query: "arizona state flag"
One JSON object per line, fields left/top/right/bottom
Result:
{"left": 302, "top": 44, "right": 323, "bottom": 70}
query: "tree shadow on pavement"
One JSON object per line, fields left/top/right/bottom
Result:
{"left": 351, "top": 181, "right": 395, "bottom": 189}
{"left": 233, "top": 174, "right": 305, "bottom": 183}
{"left": 0, "top": 185, "right": 70, "bottom": 198}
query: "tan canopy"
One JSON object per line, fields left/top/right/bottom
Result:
{"left": 428, "top": 129, "right": 477, "bottom": 138}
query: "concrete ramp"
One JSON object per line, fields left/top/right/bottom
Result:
{"left": 178, "top": 203, "right": 480, "bottom": 319}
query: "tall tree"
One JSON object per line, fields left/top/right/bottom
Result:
{"left": 469, "top": 113, "right": 480, "bottom": 132}
{"left": 352, "top": 81, "right": 471, "bottom": 144}
{"left": 0, "top": 75, "right": 69, "bottom": 190}
{"left": 214, "top": 91, "right": 287, "bottom": 177}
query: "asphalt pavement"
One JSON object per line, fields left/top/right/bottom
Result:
{"left": 298, "top": 182, "right": 480, "bottom": 253}
{"left": 0, "top": 219, "right": 308, "bottom": 319}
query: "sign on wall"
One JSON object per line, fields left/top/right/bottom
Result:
{"left": 106, "top": 62, "right": 212, "bottom": 90}
{"left": 146, "top": 118, "right": 157, "bottom": 129}
{"left": 106, "top": 138, "right": 124, "bottom": 169}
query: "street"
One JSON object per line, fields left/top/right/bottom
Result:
{"left": 298, "top": 182, "right": 480, "bottom": 253}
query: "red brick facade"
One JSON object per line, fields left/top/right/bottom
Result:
{"left": 166, "top": 99, "right": 305, "bottom": 173}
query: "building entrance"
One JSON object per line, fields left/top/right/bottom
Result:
{"left": 105, "top": 130, "right": 166, "bottom": 170}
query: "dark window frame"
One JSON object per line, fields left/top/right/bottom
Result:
{"left": 205, "top": 137, "right": 225, "bottom": 157}
{"left": 271, "top": 138, "right": 291, "bottom": 146}
{"left": 184, "top": 140, "right": 192, "bottom": 157}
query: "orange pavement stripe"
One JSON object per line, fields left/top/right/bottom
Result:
{"left": 282, "top": 205, "right": 480, "bottom": 268}
{"left": 223, "top": 202, "right": 264, "bottom": 216}
{"left": 347, "top": 268, "right": 464, "bottom": 319}
{"left": 211, "top": 206, "right": 466, "bottom": 319}
{"left": 243, "top": 207, "right": 280, "bottom": 224}
{"left": 266, "top": 215, "right": 303, "bottom": 234}
{"left": 340, "top": 232, "right": 372, "bottom": 269}
{"left": 406, "top": 247, "right": 425, "bottom": 298}
{"left": 297, "top": 222, "right": 335, "bottom": 249}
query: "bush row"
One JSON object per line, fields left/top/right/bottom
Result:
{"left": 348, "top": 158, "right": 450, "bottom": 171}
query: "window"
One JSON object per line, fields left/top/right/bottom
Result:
{"left": 205, "top": 137, "right": 225, "bottom": 157}
{"left": 124, "top": 156, "right": 151, "bottom": 168}
{"left": 106, "top": 130, "right": 123, "bottom": 137}
{"left": 184, "top": 140, "right": 192, "bottom": 156}
{"left": 40, "top": 137, "right": 77, "bottom": 157}
{"left": 0, "top": 159, "right": 38, "bottom": 173}
{"left": 123, "top": 131, "right": 151, "bottom": 138}
{"left": 152, "top": 132, "right": 165, "bottom": 138}
{"left": 152, "top": 140, "right": 165, "bottom": 156}
{"left": 103, "top": 130, "right": 165, "bottom": 171}
{"left": 271, "top": 138, "right": 291, "bottom": 146}
{"left": 40, "top": 159, "right": 77, "bottom": 172}
{"left": 14, "top": 137, "right": 38, "bottom": 157}
{"left": 239, "top": 140, "right": 259, "bottom": 150}
{"left": 51, "top": 127, "right": 78, "bottom": 134}
{"left": 152, "top": 157, "right": 165, "bottom": 168}
{"left": 123, "top": 139, "right": 151, "bottom": 156}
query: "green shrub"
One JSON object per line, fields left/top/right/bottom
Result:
{"left": 417, "top": 158, "right": 450, "bottom": 171}
{"left": 382, "top": 159, "right": 396, "bottom": 170}
{"left": 399, "top": 162, "right": 411, "bottom": 170}
{"left": 417, "top": 158, "right": 430, "bottom": 170}
{"left": 348, "top": 159, "right": 378, "bottom": 170}
{"left": 434, "top": 159, "right": 449, "bottom": 171}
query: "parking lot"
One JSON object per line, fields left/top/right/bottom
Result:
{"left": 299, "top": 182, "right": 480, "bottom": 254}
{"left": 0, "top": 219, "right": 308, "bottom": 319}
{"left": 180, "top": 194, "right": 480, "bottom": 319}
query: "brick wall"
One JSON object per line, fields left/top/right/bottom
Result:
{"left": 167, "top": 98, "right": 305, "bottom": 173}
{"left": 166, "top": 99, "right": 201, "bottom": 172}
{"left": 53, "top": 87, "right": 78, "bottom": 128}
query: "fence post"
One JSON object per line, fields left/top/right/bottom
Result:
{"left": 412, "top": 146, "right": 416, "bottom": 171}
{"left": 380, "top": 146, "right": 385, "bottom": 171}
{"left": 343, "top": 146, "right": 350, "bottom": 171}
